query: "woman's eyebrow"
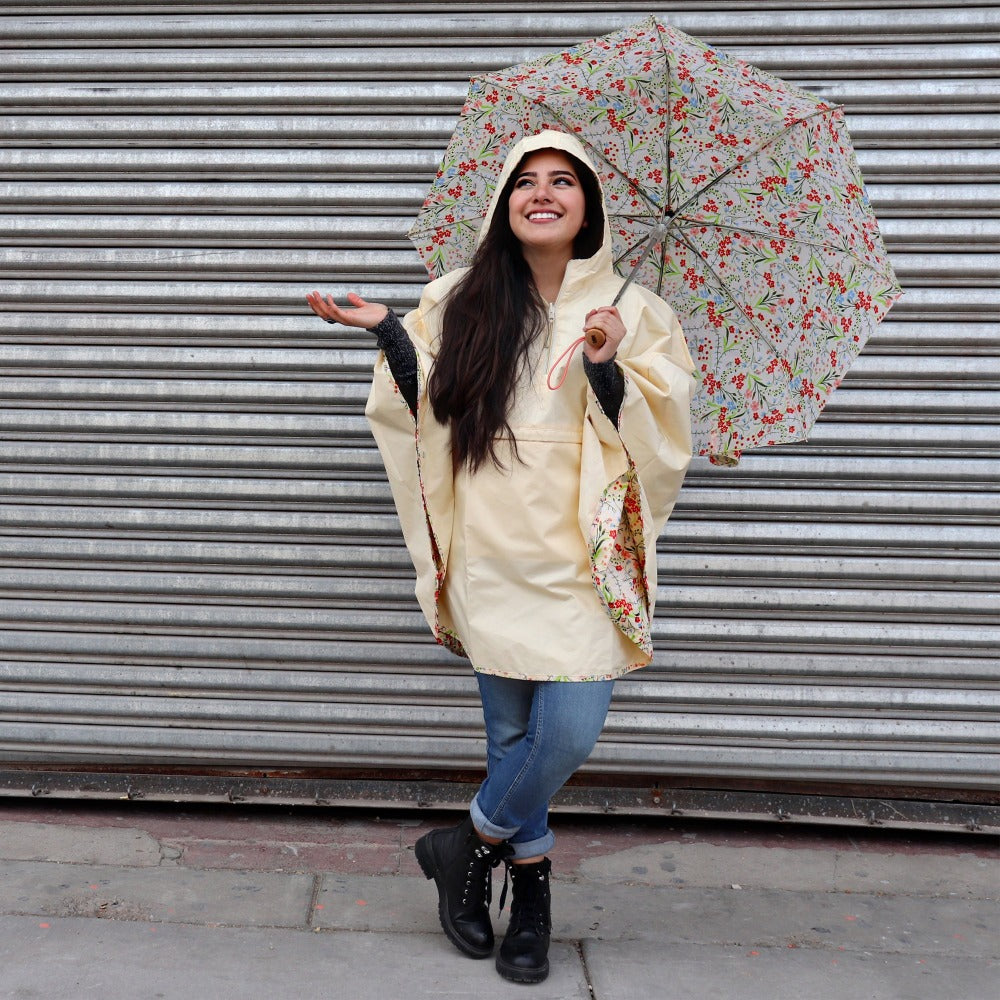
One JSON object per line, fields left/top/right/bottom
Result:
{"left": 515, "top": 169, "right": 578, "bottom": 180}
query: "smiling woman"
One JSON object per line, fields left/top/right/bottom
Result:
{"left": 507, "top": 151, "right": 588, "bottom": 283}
{"left": 307, "top": 129, "right": 694, "bottom": 984}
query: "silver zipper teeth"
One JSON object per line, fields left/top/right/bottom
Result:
{"left": 545, "top": 300, "right": 556, "bottom": 367}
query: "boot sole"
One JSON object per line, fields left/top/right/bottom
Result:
{"left": 496, "top": 955, "right": 550, "bottom": 984}
{"left": 414, "top": 833, "right": 493, "bottom": 960}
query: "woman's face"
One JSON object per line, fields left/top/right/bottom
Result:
{"left": 507, "top": 149, "right": 587, "bottom": 257}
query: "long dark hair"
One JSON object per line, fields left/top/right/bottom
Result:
{"left": 428, "top": 147, "right": 605, "bottom": 472}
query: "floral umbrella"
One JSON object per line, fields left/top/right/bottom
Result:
{"left": 407, "top": 16, "right": 903, "bottom": 465}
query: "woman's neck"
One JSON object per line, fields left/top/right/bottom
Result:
{"left": 523, "top": 247, "right": 571, "bottom": 304}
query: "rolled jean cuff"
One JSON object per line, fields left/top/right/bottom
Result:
{"left": 469, "top": 798, "right": 555, "bottom": 859}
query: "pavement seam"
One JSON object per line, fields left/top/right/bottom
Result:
{"left": 305, "top": 873, "right": 323, "bottom": 929}
{"left": 575, "top": 939, "right": 599, "bottom": 1000}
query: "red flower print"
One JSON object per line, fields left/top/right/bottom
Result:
{"left": 685, "top": 266, "right": 705, "bottom": 291}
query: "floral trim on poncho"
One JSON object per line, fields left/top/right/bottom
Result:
{"left": 395, "top": 356, "right": 469, "bottom": 660}
{"left": 589, "top": 464, "right": 652, "bottom": 657}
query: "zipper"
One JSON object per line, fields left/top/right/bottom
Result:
{"left": 543, "top": 300, "right": 556, "bottom": 368}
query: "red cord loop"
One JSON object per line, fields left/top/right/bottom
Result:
{"left": 546, "top": 335, "right": 587, "bottom": 391}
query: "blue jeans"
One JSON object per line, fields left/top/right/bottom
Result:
{"left": 470, "top": 672, "right": 615, "bottom": 860}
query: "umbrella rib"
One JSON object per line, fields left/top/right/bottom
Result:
{"left": 672, "top": 215, "right": 900, "bottom": 284}
{"left": 671, "top": 225, "right": 784, "bottom": 359}
{"left": 668, "top": 103, "right": 843, "bottom": 225}
{"left": 651, "top": 17, "right": 673, "bottom": 221}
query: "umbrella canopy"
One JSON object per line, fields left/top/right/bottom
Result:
{"left": 408, "top": 15, "right": 902, "bottom": 464}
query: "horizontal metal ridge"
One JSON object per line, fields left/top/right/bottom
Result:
{"left": 0, "top": 645, "right": 992, "bottom": 684}
{"left": 0, "top": 248, "right": 991, "bottom": 284}
{"left": 3, "top": 689, "right": 998, "bottom": 742}
{"left": 0, "top": 579, "right": 995, "bottom": 624}
{"left": 0, "top": 313, "right": 991, "bottom": 352}
{"left": 0, "top": 519, "right": 995, "bottom": 561}
{"left": 0, "top": 409, "right": 993, "bottom": 448}
{"left": 2, "top": 660, "right": 995, "bottom": 713}
{"left": 1, "top": 179, "right": 994, "bottom": 212}
{"left": 0, "top": 484, "right": 994, "bottom": 525}
{"left": 0, "top": 456, "right": 997, "bottom": 488}
{"left": 0, "top": 41, "right": 997, "bottom": 81}
{"left": 0, "top": 719, "right": 993, "bottom": 786}
{"left": 0, "top": 113, "right": 995, "bottom": 147}
{"left": 1, "top": 10, "right": 997, "bottom": 44}
{"left": 1, "top": 459, "right": 996, "bottom": 499}
{"left": 1, "top": 215, "right": 994, "bottom": 251}
{"left": 0, "top": 347, "right": 986, "bottom": 379}
{"left": 0, "top": 562, "right": 996, "bottom": 606}
{"left": 0, "top": 628, "right": 994, "bottom": 679}
{"left": 1, "top": 78, "right": 997, "bottom": 112}
{"left": 2, "top": 282, "right": 995, "bottom": 316}
{"left": 1, "top": 148, "right": 996, "bottom": 182}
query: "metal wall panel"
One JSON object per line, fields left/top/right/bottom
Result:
{"left": 0, "top": 3, "right": 997, "bottom": 800}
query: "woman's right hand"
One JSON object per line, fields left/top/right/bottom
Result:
{"left": 306, "top": 290, "right": 388, "bottom": 330}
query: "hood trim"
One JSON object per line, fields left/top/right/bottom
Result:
{"left": 478, "top": 129, "right": 615, "bottom": 281}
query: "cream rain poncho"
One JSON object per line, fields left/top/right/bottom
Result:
{"left": 366, "top": 130, "right": 694, "bottom": 682}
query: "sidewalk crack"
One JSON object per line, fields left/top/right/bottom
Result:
{"left": 576, "top": 939, "right": 599, "bottom": 999}
{"left": 305, "top": 874, "right": 323, "bottom": 929}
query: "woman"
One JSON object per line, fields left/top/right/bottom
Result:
{"left": 307, "top": 130, "right": 694, "bottom": 984}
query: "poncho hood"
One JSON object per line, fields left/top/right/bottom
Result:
{"left": 478, "top": 129, "right": 616, "bottom": 285}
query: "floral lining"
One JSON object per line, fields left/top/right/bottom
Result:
{"left": 589, "top": 464, "right": 652, "bottom": 657}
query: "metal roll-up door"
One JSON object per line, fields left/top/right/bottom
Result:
{"left": 0, "top": 4, "right": 997, "bottom": 821}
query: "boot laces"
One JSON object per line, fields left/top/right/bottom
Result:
{"left": 462, "top": 841, "right": 504, "bottom": 906}
{"left": 500, "top": 861, "right": 550, "bottom": 932}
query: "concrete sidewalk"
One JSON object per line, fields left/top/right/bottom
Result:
{"left": 0, "top": 800, "right": 996, "bottom": 999}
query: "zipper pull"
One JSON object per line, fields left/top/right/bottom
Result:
{"left": 544, "top": 300, "right": 556, "bottom": 360}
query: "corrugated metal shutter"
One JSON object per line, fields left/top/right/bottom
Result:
{"left": 1, "top": 3, "right": 997, "bottom": 799}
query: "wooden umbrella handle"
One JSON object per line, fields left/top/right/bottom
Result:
{"left": 584, "top": 327, "right": 606, "bottom": 348}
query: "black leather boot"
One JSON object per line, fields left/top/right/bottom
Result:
{"left": 496, "top": 857, "right": 552, "bottom": 983}
{"left": 415, "top": 816, "right": 512, "bottom": 959}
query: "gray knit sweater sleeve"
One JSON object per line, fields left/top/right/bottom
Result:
{"left": 368, "top": 309, "right": 418, "bottom": 416}
{"left": 583, "top": 354, "right": 626, "bottom": 427}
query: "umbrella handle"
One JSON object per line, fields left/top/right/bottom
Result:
{"left": 584, "top": 327, "right": 606, "bottom": 348}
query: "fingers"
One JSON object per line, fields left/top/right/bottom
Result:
{"left": 584, "top": 306, "right": 621, "bottom": 327}
{"left": 582, "top": 305, "right": 625, "bottom": 363}
{"left": 306, "top": 290, "right": 356, "bottom": 326}
{"left": 306, "top": 290, "right": 388, "bottom": 330}
{"left": 583, "top": 306, "right": 625, "bottom": 345}
{"left": 306, "top": 290, "right": 338, "bottom": 324}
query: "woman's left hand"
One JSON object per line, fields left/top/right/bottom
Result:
{"left": 582, "top": 306, "right": 626, "bottom": 364}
